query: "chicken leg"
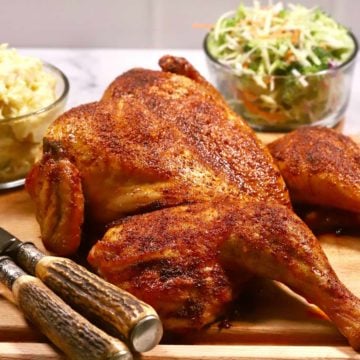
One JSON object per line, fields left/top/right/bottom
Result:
{"left": 88, "top": 199, "right": 360, "bottom": 350}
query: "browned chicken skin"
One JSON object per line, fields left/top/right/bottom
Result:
{"left": 268, "top": 127, "right": 360, "bottom": 232}
{"left": 26, "top": 56, "right": 288, "bottom": 254}
{"left": 88, "top": 200, "right": 360, "bottom": 349}
{"left": 26, "top": 56, "right": 360, "bottom": 350}
{"left": 269, "top": 126, "right": 360, "bottom": 213}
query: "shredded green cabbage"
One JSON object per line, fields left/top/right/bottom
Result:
{"left": 208, "top": 1, "right": 355, "bottom": 85}
{"left": 206, "top": 2, "right": 356, "bottom": 129}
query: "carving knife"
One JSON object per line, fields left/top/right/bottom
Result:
{"left": 0, "top": 255, "right": 132, "bottom": 360}
{"left": 0, "top": 227, "right": 163, "bottom": 353}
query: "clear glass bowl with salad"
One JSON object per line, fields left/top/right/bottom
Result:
{"left": 0, "top": 45, "right": 69, "bottom": 189}
{"left": 204, "top": 2, "right": 358, "bottom": 132}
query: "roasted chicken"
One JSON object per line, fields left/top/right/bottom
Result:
{"left": 26, "top": 56, "right": 360, "bottom": 350}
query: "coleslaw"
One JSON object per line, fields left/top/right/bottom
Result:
{"left": 206, "top": 2, "right": 357, "bottom": 129}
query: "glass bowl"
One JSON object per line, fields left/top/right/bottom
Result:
{"left": 0, "top": 62, "right": 69, "bottom": 190}
{"left": 204, "top": 33, "right": 358, "bottom": 132}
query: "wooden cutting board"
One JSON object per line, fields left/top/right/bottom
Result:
{"left": 0, "top": 189, "right": 360, "bottom": 359}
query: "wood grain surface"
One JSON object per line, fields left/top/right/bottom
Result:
{"left": 0, "top": 185, "right": 360, "bottom": 359}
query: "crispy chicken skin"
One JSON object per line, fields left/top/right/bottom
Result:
{"left": 26, "top": 156, "right": 84, "bottom": 255}
{"left": 26, "top": 56, "right": 288, "bottom": 254}
{"left": 269, "top": 126, "right": 360, "bottom": 213}
{"left": 26, "top": 56, "right": 360, "bottom": 349}
{"left": 88, "top": 200, "right": 360, "bottom": 349}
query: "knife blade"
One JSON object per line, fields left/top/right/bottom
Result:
{"left": 0, "top": 227, "right": 163, "bottom": 353}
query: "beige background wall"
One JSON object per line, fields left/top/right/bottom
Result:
{"left": 0, "top": 0, "right": 357, "bottom": 48}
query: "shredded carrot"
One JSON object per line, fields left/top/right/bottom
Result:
{"left": 238, "top": 90, "right": 288, "bottom": 123}
{"left": 285, "top": 50, "right": 294, "bottom": 62}
{"left": 192, "top": 23, "right": 213, "bottom": 29}
{"left": 291, "top": 30, "right": 301, "bottom": 45}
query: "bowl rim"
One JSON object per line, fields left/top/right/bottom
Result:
{"left": 0, "top": 61, "right": 69, "bottom": 123}
{"left": 203, "top": 31, "right": 359, "bottom": 78}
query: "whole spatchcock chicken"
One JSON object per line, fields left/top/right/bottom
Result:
{"left": 26, "top": 56, "right": 360, "bottom": 350}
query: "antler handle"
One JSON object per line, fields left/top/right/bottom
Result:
{"left": 0, "top": 256, "right": 132, "bottom": 360}
{"left": 15, "top": 243, "right": 163, "bottom": 353}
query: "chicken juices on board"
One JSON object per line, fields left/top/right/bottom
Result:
{"left": 26, "top": 56, "right": 360, "bottom": 350}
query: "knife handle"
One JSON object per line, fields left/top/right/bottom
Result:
{"left": 16, "top": 244, "right": 163, "bottom": 353}
{"left": 0, "top": 256, "right": 132, "bottom": 360}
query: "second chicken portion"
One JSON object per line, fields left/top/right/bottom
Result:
{"left": 269, "top": 126, "right": 360, "bottom": 213}
{"left": 268, "top": 127, "right": 360, "bottom": 232}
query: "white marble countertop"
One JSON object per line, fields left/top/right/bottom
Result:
{"left": 21, "top": 48, "right": 360, "bottom": 135}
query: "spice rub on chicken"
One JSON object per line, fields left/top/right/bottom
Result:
{"left": 26, "top": 56, "right": 360, "bottom": 350}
